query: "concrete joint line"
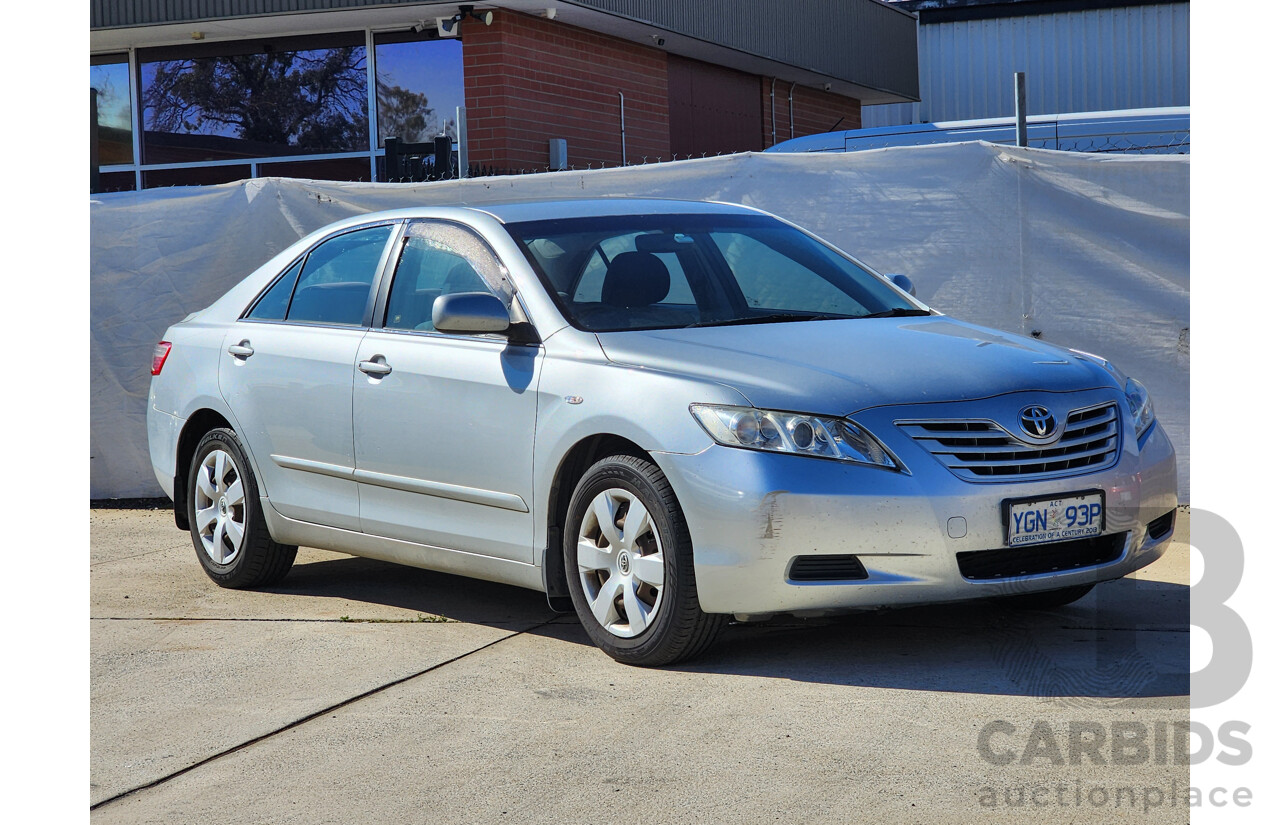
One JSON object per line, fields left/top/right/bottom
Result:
{"left": 89, "top": 617, "right": 556, "bottom": 812}
{"left": 90, "top": 616, "right": 519, "bottom": 624}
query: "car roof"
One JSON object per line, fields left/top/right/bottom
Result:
{"left": 468, "top": 197, "right": 763, "bottom": 223}
{"left": 332, "top": 198, "right": 766, "bottom": 231}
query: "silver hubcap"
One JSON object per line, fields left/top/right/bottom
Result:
{"left": 577, "top": 488, "right": 665, "bottom": 638}
{"left": 193, "top": 449, "right": 246, "bottom": 565}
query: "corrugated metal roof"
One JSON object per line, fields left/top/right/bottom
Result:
{"left": 90, "top": 1, "right": 426, "bottom": 29}
{"left": 90, "top": 1, "right": 919, "bottom": 100}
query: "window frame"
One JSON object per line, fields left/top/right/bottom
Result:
{"left": 370, "top": 219, "right": 535, "bottom": 345}
{"left": 239, "top": 219, "right": 404, "bottom": 330}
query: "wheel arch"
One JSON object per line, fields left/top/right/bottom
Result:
{"left": 541, "top": 433, "right": 651, "bottom": 609}
{"left": 172, "top": 408, "right": 235, "bottom": 530}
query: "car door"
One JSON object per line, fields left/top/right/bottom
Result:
{"left": 353, "top": 219, "right": 542, "bottom": 563}
{"left": 219, "top": 221, "right": 399, "bottom": 531}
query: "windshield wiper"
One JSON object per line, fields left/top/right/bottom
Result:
{"left": 684, "top": 313, "right": 847, "bottom": 329}
{"left": 858, "top": 307, "right": 932, "bottom": 319}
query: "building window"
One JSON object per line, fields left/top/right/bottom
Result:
{"left": 92, "top": 54, "right": 134, "bottom": 191}
{"left": 139, "top": 35, "right": 370, "bottom": 169}
{"left": 92, "top": 31, "right": 467, "bottom": 190}
{"left": 374, "top": 34, "right": 465, "bottom": 145}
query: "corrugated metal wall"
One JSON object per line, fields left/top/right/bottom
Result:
{"left": 863, "top": 2, "right": 1188, "bottom": 127}
{"left": 573, "top": 0, "right": 919, "bottom": 101}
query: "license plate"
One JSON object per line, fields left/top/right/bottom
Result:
{"left": 1004, "top": 491, "right": 1105, "bottom": 547}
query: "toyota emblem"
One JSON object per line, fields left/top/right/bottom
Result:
{"left": 1019, "top": 405, "right": 1056, "bottom": 438}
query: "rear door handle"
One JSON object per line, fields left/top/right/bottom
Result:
{"left": 358, "top": 357, "right": 392, "bottom": 376}
{"left": 228, "top": 341, "right": 254, "bottom": 358}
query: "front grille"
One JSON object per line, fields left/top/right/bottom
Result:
{"left": 899, "top": 403, "right": 1121, "bottom": 482}
{"left": 956, "top": 534, "right": 1127, "bottom": 580}
{"left": 788, "top": 555, "right": 869, "bottom": 582}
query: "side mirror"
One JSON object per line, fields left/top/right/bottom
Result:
{"left": 887, "top": 273, "right": 917, "bottom": 297}
{"left": 432, "top": 292, "right": 511, "bottom": 335}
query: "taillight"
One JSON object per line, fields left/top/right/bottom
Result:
{"left": 151, "top": 341, "right": 172, "bottom": 376}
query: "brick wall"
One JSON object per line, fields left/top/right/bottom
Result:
{"left": 668, "top": 54, "right": 763, "bottom": 157}
{"left": 759, "top": 80, "right": 863, "bottom": 149}
{"left": 459, "top": 10, "right": 863, "bottom": 170}
{"left": 461, "top": 10, "right": 670, "bottom": 171}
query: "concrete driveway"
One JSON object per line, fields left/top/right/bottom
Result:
{"left": 91, "top": 506, "right": 1190, "bottom": 824}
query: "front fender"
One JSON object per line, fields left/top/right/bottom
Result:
{"left": 531, "top": 331, "right": 750, "bottom": 568}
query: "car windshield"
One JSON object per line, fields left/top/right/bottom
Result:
{"left": 504, "top": 213, "right": 923, "bottom": 332}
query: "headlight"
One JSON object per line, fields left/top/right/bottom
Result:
{"left": 1071, "top": 349, "right": 1157, "bottom": 438}
{"left": 689, "top": 404, "right": 901, "bottom": 470}
{"left": 1125, "top": 377, "right": 1156, "bottom": 438}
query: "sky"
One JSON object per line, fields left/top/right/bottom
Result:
{"left": 377, "top": 38, "right": 466, "bottom": 126}
{"left": 90, "top": 63, "right": 132, "bottom": 131}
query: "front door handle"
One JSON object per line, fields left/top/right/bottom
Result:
{"left": 228, "top": 341, "right": 254, "bottom": 359}
{"left": 358, "top": 357, "right": 393, "bottom": 376}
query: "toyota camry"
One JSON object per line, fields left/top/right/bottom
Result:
{"left": 147, "top": 198, "right": 1178, "bottom": 665}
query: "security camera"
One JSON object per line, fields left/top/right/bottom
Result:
{"left": 651, "top": 35, "right": 665, "bottom": 46}
{"left": 823, "top": 83, "right": 832, "bottom": 92}
{"left": 439, "top": 5, "right": 492, "bottom": 35}
{"left": 460, "top": 5, "right": 494, "bottom": 25}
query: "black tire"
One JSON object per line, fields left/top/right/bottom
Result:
{"left": 994, "top": 583, "right": 1095, "bottom": 609}
{"left": 186, "top": 428, "right": 297, "bottom": 588}
{"left": 564, "top": 454, "right": 726, "bottom": 666}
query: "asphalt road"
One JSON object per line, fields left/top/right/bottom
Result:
{"left": 91, "top": 506, "right": 1190, "bottom": 824}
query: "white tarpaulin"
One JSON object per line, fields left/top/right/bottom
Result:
{"left": 90, "top": 141, "right": 1189, "bottom": 500}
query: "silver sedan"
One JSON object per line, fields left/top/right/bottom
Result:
{"left": 147, "top": 198, "right": 1178, "bottom": 665}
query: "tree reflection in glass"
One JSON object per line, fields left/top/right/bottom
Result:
{"left": 375, "top": 38, "right": 464, "bottom": 145}
{"left": 143, "top": 47, "right": 370, "bottom": 158}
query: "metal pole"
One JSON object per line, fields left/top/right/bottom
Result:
{"left": 619, "top": 91, "right": 626, "bottom": 166}
{"left": 769, "top": 78, "right": 777, "bottom": 147}
{"left": 456, "top": 106, "right": 468, "bottom": 178}
{"left": 788, "top": 81, "right": 796, "bottom": 140}
{"left": 1014, "top": 71, "right": 1028, "bottom": 148}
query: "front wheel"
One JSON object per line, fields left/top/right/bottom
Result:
{"left": 187, "top": 428, "right": 297, "bottom": 588}
{"left": 564, "top": 455, "right": 725, "bottom": 666}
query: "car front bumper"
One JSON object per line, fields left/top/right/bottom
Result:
{"left": 655, "top": 406, "right": 1178, "bottom": 616}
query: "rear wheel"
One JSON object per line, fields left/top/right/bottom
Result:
{"left": 994, "top": 583, "right": 1095, "bottom": 609}
{"left": 564, "top": 455, "right": 725, "bottom": 666}
{"left": 187, "top": 428, "right": 297, "bottom": 588}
